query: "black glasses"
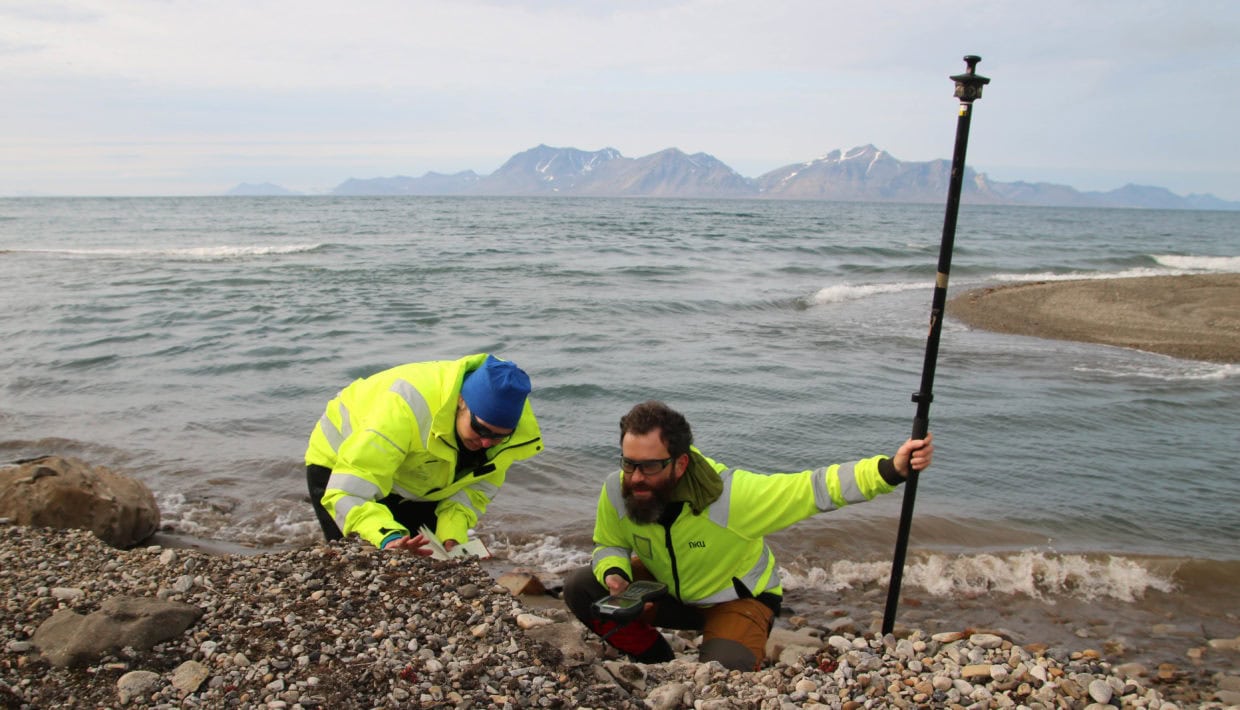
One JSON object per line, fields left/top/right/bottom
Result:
{"left": 470, "top": 411, "right": 513, "bottom": 442}
{"left": 620, "top": 457, "right": 674, "bottom": 475}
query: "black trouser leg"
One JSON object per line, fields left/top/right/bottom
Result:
{"left": 306, "top": 464, "right": 342, "bottom": 541}
{"left": 562, "top": 566, "right": 676, "bottom": 663}
{"left": 562, "top": 566, "right": 609, "bottom": 623}
{"left": 382, "top": 497, "right": 439, "bottom": 536}
{"left": 307, "top": 464, "right": 440, "bottom": 544}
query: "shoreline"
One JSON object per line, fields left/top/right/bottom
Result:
{"left": 945, "top": 273, "right": 1240, "bottom": 364}
{"left": 155, "top": 526, "right": 1240, "bottom": 692}
{"left": 4, "top": 525, "right": 1239, "bottom": 708}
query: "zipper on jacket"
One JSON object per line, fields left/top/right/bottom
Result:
{"left": 470, "top": 436, "right": 542, "bottom": 477}
{"left": 488, "top": 435, "right": 542, "bottom": 459}
{"left": 436, "top": 432, "right": 541, "bottom": 454}
{"left": 452, "top": 436, "right": 543, "bottom": 483}
{"left": 659, "top": 502, "right": 685, "bottom": 600}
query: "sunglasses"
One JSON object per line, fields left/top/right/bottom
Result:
{"left": 620, "top": 456, "right": 674, "bottom": 475}
{"left": 469, "top": 411, "right": 513, "bottom": 442}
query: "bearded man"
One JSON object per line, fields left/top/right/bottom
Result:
{"left": 562, "top": 400, "right": 933, "bottom": 671}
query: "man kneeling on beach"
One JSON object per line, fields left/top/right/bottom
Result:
{"left": 305, "top": 354, "right": 542, "bottom": 552}
{"left": 563, "top": 400, "right": 932, "bottom": 671}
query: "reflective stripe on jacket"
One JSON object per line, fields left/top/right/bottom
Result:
{"left": 304, "top": 353, "right": 543, "bottom": 548}
{"left": 590, "top": 448, "right": 896, "bottom": 606}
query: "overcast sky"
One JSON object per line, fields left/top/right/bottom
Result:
{"left": 3, "top": 0, "right": 1238, "bottom": 199}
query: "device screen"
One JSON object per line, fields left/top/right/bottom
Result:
{"left": 602, "top": 596, "right": 641, "bottom": 609}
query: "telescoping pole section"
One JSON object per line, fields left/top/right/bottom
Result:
{"left": 881, "top": 56, "right": 990, "bottom": 636}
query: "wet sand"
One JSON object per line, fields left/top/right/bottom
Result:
{"left": 946, "top": 274, "right": 1240, "bottom": 363}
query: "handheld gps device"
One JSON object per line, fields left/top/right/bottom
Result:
{"left": 591, "top": 580, "right": 668, "bottom": 622}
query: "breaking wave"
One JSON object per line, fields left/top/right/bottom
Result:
{"left": 9, "top": 244, "right": 326, "bottom": 260}
{"left": 780, "top": 550, "right": 1177, "bottom": 602}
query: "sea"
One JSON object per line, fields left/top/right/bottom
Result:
{"left": 2, "top": 196, "right": 1238, "bottom": 675}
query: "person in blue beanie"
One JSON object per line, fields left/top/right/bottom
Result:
{"left": 305, "top": 354, "right": 543, "bottom": 552}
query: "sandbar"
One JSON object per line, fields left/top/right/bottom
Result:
{"left": 945, "top": 273, "right": 1240, "bottom": 363}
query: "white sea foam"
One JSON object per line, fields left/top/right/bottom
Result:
{"left": 154, "top": 491, "right": 244, "bottom": 541}
{"left": 993, "top": 269, "right": 1158, "bottom": 282}
{"left": 1152, "top": 254, "right": 1240, "bottom": 272}
{"left": 811, "top": 281, "right": 926, "bottom": 304}
{"left": 156, "top": 491, "right": 188, "bottom": 514}
{"left": 484, "top": 538, "right": 1178, "bottom": 604}
{"left": 243, "top": 506, "right": 323, "bottom": 546}
{"left": 154, "top": 491, "right": 208, "bottom": 537}
{"left": 155, "top": 492, "right": 322, "bottom": 548}
{"left": 490, "top": 534, "right": 592, "bottom": 575}
{"left": 15, "top": 244, "right": 324, "bottom": 260}
{"left": 1073, "top": 359, "right": 1239, "bottom": 382}
{"left": 780, "top": 551, "right": 1176, "bottom": 603}
{"left": 994, "top": 254, "right": 1239, "bottom": 284}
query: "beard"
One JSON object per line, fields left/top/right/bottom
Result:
{"left": 622, "top": 475, "right": 676, "bottom": 524}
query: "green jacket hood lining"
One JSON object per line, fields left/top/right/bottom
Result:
{"left": 667, "top": 449, "right": 724, "bottom": 515}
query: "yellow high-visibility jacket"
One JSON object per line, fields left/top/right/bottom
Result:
{"left": 305, "top": 353, "right": 543, "bottom": 548}
{"left": 590, "top": 448, "right": 898, "bottom": 605}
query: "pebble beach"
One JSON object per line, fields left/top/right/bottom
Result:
{"left": 3, "top": 524, "right": 1239, "bottom": 709}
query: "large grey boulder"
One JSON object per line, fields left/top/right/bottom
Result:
{"left": 32, "top": 596, "right": 203, "bottom": 668}
{"left": 0, "top": 455, "right": 160, "bottom": 547}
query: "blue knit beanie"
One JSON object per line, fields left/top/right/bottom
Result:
{"left": 460, "top": 355, "right": 531, "bottom": 430}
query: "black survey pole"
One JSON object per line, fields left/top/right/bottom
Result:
{"left": 881, "top": 56, "right": 990, "bottom": 635}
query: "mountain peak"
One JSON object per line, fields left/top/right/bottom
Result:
{"left": 299, "top": 144, "right": 1238, "bottom": 210}
{"left": 843, "top": 144, "right": 882, "bottom": 159}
